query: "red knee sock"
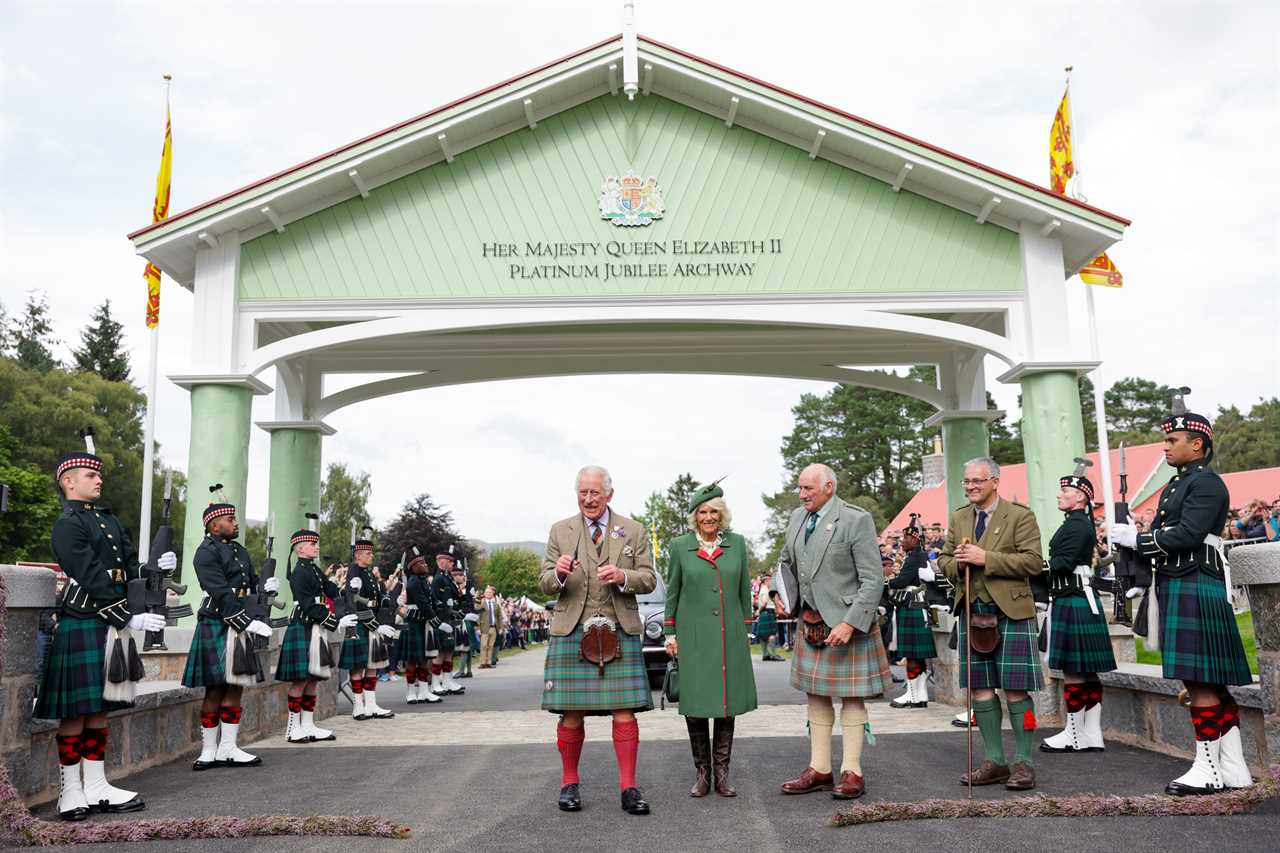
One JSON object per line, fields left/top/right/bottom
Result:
{"left": 80, "top": 728, "right": 108, "bottom": 761}
{"left": 612, "top": 719, "right": 640, "bottom": 791}
{"left": 350, "top": 678, "right": 364, "bottom": 694}
{"left": 1084, "top": 681, "right": 1104, "bottom": 709}
{"left": 1063, "top": 683, "right": 1088, "bottom": 713}
{"left": 1191, "top": 704, "right": 1223, "bottom": 742}
{"left": 300, "top": 694, "right": 317, "bottom": 713}
{"left": 362, "top": 676, "right": 378, "bottom": 692}
{"left": 405, "top": 666, "right": 418, "bottom": 684}
{"left": 287, "top": 695, "right": 303, "bottom": 713}
{"left": 557, "top": 722, "right": 585, "bottom": 786}
{"left": 431, "top": 662, "right": 443, "bottom": 676}
{"left": 200, "top": 711, "right": 219, "bottom": 729}
{"left": 1219, "top": 700, "right": 1240, "bottom": 734}
{"left": 906, "top": 660, "right": 924, "bottom": 679}
{"left": 219, "top": 706, "right": 242, "bottom": 725}
{"left": 56, "top": 734, "right": 82, "bottom": 766}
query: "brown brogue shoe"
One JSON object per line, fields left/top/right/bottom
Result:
{"left": 780, "top": 767, "right": 834, "bottom": 794}
{"left": 1005, "top": 762, "right": 1036, "bottom": 790}
{"left": 831, "top": 770, "right": 865, "bottom": 800}
{"left": 959, "top": 760, "right": 1011, "bottom": 786}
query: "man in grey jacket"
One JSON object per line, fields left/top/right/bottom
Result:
{"left": 776, "top": 464, "right": 890, "bottom": 800}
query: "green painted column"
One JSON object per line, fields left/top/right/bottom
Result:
{"left": 1019, "top": 370, "right": 1087, "bottom": 548}
{"left": 264, "top": 427, "right": 324, "bottom": 611}
{"left": 941, "top": 418, "right": 991, "bottom": 513}
{"left": 179, "top": 384, "right": 254, "bottom": 614}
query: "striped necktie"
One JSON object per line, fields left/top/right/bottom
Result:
{"left": 591, "top": 521, "right": 603, "bottom": 555}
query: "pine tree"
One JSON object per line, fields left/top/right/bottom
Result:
{"left": 73, "top": 299, "right": 131, "bottom": 382}
{"left": 0, "top": 298, "right": 12, "bottom": 356}
{"left": 11, "top": 291, "right": 58, "bottom": 372}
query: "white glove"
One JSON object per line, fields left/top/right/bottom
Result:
{"left": 876, "top": 606, "right": 887, "bottom": 616}
{"left": 918, "top": 565, "right": 936, "bottom": 582}
{"left": 376, "top": 624, "right": 398, "bottom": 639}
{"left": 1111, "top": 523, "right": 1138, "bottom": 549}
{"left": 128, "top": 612, "right": 166, "bottom": 633}
{"left": 245, "top": 619, "right": 273, "bottom": 638}
{"left": 464, "top": 612, "right": 479, "bottom": 623}
{"left": 263, "top": 577, "right": 280, "bottom": 594}
{"left": 337, "top": 613, "right": 359, "bottom": 631}
{"left": 157, "top": 551, "right": 177, "bottom": 572}
{"left": 438, "top": 622, "right": 454, "bottom": 634}
{"left": 348, "top": 577, "right": 363, "bottom": 591}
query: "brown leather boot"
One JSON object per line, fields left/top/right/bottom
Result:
{"left": 712, "top": 718, "right": 736, "bottom": 797}
{"left": 959, "top": 760, "right": 1011, "bottom": 786}
{"left": 686, "top": 717, "right": 711, "bottom": 798}
{"left": 1005, "top": 762, "right": 1036, "bottom": 790}
{"left": 781, "top": 767, "right": 835, "bottom": 794}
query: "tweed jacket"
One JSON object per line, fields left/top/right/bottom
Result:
{"left": 539, "top": 510, "right": 656, "bottom": 637}
{"left": 777, "top": 499, "right": 883, "bottom": 634}
{"left": 937, "top": 500, "right": 1044, "bottom": 621}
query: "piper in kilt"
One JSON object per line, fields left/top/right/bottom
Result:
{"left": 183, "top": 496, "right": 276, "bottom": 770}
{"left": 37, "top": 441, "right": 171, "bottom": 820}
{"left": 888, "top": 519, "right": 938, "bottom": 710}
{"left": 1112, "top": 389, "right": 1253, "bottom": 795}
{"left": 275, "top": 519, "right": 357, "bottom": 743}
{"left": 777, "top": 464, "right": 890, "bottom": 801}
{"left": 540, "top": 465, "right": 657, "bottom": 816}
{"left": 939, "top": 456, "right": 1045, "bottom": 791}
{"left": 424, "top": 547, "right": 467, "bottom": 696}
{"left": 1041, "top": 461, "right": 1116, "bottom": 755}
{"left": 400, "top": 547, "right": 442, "bottom": 704}
{"left": 339, "top": 537, "right": 398, "bottom": 720}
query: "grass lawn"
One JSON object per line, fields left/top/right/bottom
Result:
{"left": 1135, "top": 610, "right": 1258, "bottom": 674}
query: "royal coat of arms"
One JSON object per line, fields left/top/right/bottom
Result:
{"left": 598, "top": 171, "right": 665, "bottom": 226}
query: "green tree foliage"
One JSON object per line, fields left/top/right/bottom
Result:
{"left": 0, "top": 426, "right": 63, "bottom": 562}
{"left": 987, "top": 391, "right": 1024, "bottom": 464}
{"left": 0, "top": 300, "right": 12, "bottom": 357}
{"left": 12, "top": 291, "right": 59, "bottom": 372}
{"left": 378, "top": 492, "right": 473, "bottom": 575}
{"left": 1105, "top": 377, "right": 1172, "bottom": 437}
{"left": 73, "top": 300, "right": 131, "bottom": 382}
{"left": 318, "top": 462, "right": 373, "bottom": 566}
{"left": 477, "top": 547, "right": 542, "bottom": 600}
{"left": 633, "top": 473, "right": 699, "bottom": 552}
{"left": 1214, "top": 399, "right": 1280, "bottom": 474}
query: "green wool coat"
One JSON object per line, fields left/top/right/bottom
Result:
{"left": 663, "top": 531, "right": 758, "bottom": 719}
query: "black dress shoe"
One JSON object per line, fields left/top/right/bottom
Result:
{"left": 558, "top": 783, "right": 582, "bottom": 812}
{"left": 620, "top": 787, "right": 650, "bottom": 815}
{"left": 90, "top": 795, "right": 146, "bottom": 813}
{"left": 192, "top": 758, "right": 222, "bottom": 771}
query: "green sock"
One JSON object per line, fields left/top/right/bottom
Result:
{"left": 1007, "top": 697, "right": 1036, "bottom": 765}
{"left": 972, "top": 697, "right": 1006, "bottom": 764}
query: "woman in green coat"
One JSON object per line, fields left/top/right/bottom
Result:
{"left": 663, "top": 482, "right": 758, "bottom": 798}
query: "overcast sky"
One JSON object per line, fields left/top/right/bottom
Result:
{"left": 2, "top": 1, "right": 1276, "bottom": 544}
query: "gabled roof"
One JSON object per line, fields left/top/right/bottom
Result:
{"left": 1134, "top": 466, "right": 1280, "bottom": 519}
{"left": 130, "top": 34, "right": 1129, "bottom": 289}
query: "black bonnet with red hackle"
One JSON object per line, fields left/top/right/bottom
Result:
{"left": 1159, "top": 387, "right": 1214, "bottom": 446}
{"left": 57, "top": 426, "right": 103, "bottom": 479}
{"left": 1060, "top": 457, "right": 1095, "bottom": 503}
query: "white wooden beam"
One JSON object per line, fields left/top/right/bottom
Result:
{"left": 976, "top": 196, "right": 1001, "bottom": 225}
{"left": 1039, "top": 218, "right": 1061, "bottom": 237}
{"left": 522, "top": 98, "right": 537, "bottom": 129}
{"left": 724, "top": 95, "right": 740, "bottom": 128}
{"left": 436, "top": 133, "right": 454, "bottom": 164}
{"left": 197, "top": 231, "right": 219, "bottom": 249}
{"left": 641, "top": 63, "right": 653, "bottom": 96}
{"left": 260, "top": 206, "right": 285, "bottom": 234}
{"left": 891, "top": 162, "right": 913, "bottom": 192}
{"left": 808, "top": 128, "right": 826, "bottom": 160}
{"left": 608, "top": 63, "right": 618, "bottom": 96}
{"left": 347, "top": 168, "right": 370, "bottom": 199}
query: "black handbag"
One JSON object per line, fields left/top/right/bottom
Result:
{"left": 660, "top": 658, "right": 679, "bottom": 709}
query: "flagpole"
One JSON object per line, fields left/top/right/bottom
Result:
{"left": 138, "top": 74, "right": 171, "bottom": 563}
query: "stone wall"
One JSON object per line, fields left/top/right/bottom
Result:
{"left": 0, "top": 565, "right": 338, "bottom": 807}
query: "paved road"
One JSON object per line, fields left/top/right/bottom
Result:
{"left": 24, "top": 647, "right": 1280, "bottom": 852}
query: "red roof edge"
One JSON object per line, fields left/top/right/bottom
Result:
{"left": 639, "top": 35, "right": 1131, "bottom": 228}
{"left": 127, "top": 34, "right": 625, "bottom": 240}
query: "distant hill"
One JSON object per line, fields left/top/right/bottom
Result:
{"left": 471, "top": 540, "right": 545, "bottom": 558}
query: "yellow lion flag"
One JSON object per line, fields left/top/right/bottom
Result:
{"left": 1080, "top": 252, "right": 1123, "bottom": 288}
{"left": 1049, "top": 86, "right": 1073, "bottom": 195}
{"left": 143, "top": 106, "right": 172, "bottom": 328}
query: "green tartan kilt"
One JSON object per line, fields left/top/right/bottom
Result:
{"left": 274, "top": 620, "right": 327, "bottom": 682}
{"left": 1047, "top": 594, "right": 1117, "bottom": 674}
{"left": 957, "top": 601, "right": 1045, "bottom": 691}
{"left": 893, "top": 607, "right": 937, "bottom": 660}
{"left": 181, "top": 617, "right": 230, "bottom": 688}
{"left": 34, "top": 615, "right": 131, "bottom": 720}
{"left": 753, "top": 609, "right": 777, "bottom": 639}
{"left": 1157, "top": 571, "right": 1252, "bottom": 685}
{"left": 398, "top": 620, "right": 438, "bottom": 663}
{"left": 434, "top": 625, "right": 457, "bottom": 653}
{"left": 339, "top": 623, "right": 371, "bottom": 670}
{"left": 542, "top": 626, "right": 653, "bottom": 715}
{"left": 790, "top": 621, "right": 892, "bottom": 698}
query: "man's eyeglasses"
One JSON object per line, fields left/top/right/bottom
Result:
{"left": 961, "top": 477, "right": 994, "bottom": 487}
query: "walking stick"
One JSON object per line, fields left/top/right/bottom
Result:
{"left": 962, "top": 536, "right": 973, "bottom": 800}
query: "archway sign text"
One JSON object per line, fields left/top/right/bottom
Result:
{"left": 480, "top": 238, "right": 784, "bottom": 283}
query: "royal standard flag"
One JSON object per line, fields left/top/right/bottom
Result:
{"left": 143, "top": 107, "right": 172, "bottom": 328}
{"left": 1049, "top": 86, "right": 1074, "bottom": 195}
{"left": 1080, "top": 251, "right": 1123, "bottom": 287}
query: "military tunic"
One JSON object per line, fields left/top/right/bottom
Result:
{"left": 338, "top": 565, "right": 383, "bottom": 671}
{"left": 35, "top": 503, "right": 140, "bottom": 720}
{"left": 1138, "top": 461, "right": 1251, "bottom": 685}
{"left": 430, "top": 570, "right": 463, "bottom": 653}
{"left": 274, "top": 558, "right": 340, "bottom": 682}
{"left": 182, "top": 534, "right": 256, "bottom": 687}
{"left": 400, "top": 572, "right": 439, "bottom": 662}
{"left": 889, "top": 547, "right": 937, "bottom": 660}
{"left": 1045, "top": 510, "right": 1116, "bottom": 674}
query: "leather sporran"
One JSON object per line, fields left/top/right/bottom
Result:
{"left": 968, "top": 612, "right": 999, "bottom": 654}
{"left": 579, "top": 616, "right": 620, "bottom": 675}
{"left": 801, "top": 609, "right": 830, "bottom": 649}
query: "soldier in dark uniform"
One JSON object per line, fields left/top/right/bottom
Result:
{"left": 1040, "top": 460, "right": 1116, "bottom": 753}
{"left": 36, "top": 447, "right": 170, "bottom": 820}
{"left": 1112, "top": 389, "right": 1253, "bottom": 794}
{"left": 888, "top": 519, "right": 938, "bottom": 709}
{"left": 427, "top": 547, "right": 467, "bottom": 696}
{"left": 182, "top": 496, "right": 276, "bottom": 769}
{"left": 451, "top": 561, "right": 478, "bottom": 679}
{"left": 400, "top": 546, "right": 441, "bottom": 704}
{"left": 274, "top": 519, "right": 358, "bottom": 742}
{"left": 338, "top": 538, "right": 398, "bottom": 720}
